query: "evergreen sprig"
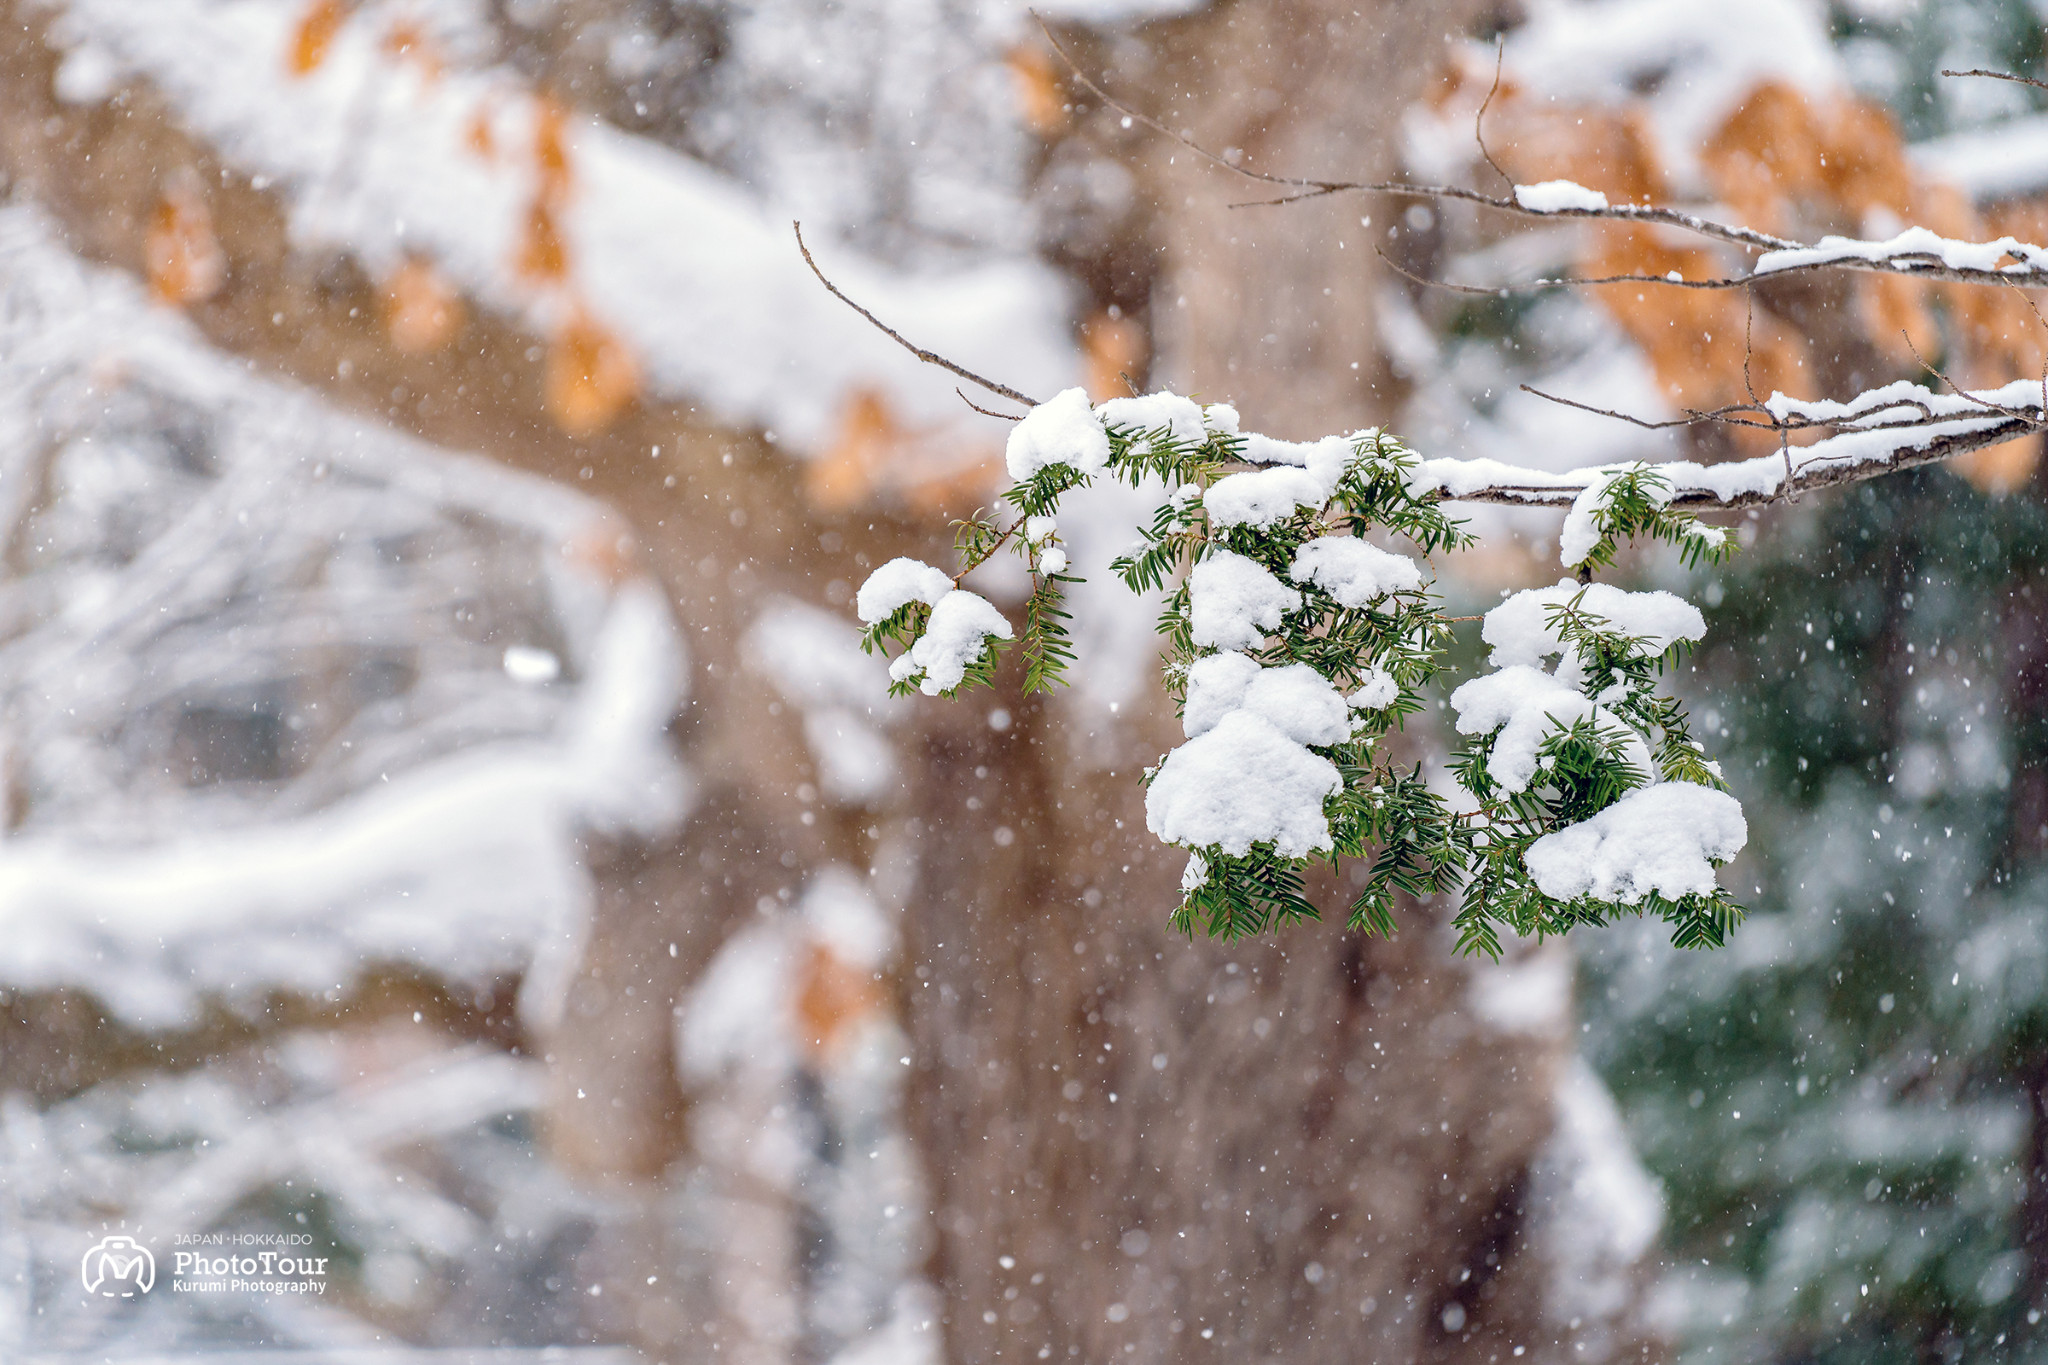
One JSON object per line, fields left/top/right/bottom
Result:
{"left": 857, "top": 401, "right": 1745, "bottom": 953}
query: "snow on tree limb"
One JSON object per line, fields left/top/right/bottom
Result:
{"left": 1411, "top": 380, "right": 2045, "bottom": 508}
{"left": 798, "top": 176, "right": 2048, "bottom": 950}
{"left": 848, "top": 391, "right": 1747, "bottom": 951}
{"left": 799, "top": 35, "right": 2048, "bottom": 951}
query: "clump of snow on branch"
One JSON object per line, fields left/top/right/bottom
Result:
{"left": 1290, "top": 536, "right": 1423, "bottom": 606}
{"left": 1187, "top": 551, "right": 1303, "bottom": 650}
{"left": 887, "top": 590, "right": 1014, "bottom": 695}
{"left": 1005, "top": 386, "right": 1113, "bottom": 479}
{"left": 1525, "top": 782, "right": 1748, "bottom": 904}
{"left": 1094, "top": 391, "right": 1209, "bottom": 447}
{"left": 1483, "top": 580, "right": 1707, "bottom": 676}
{"left": 856, "top": 558, "right": 956, "bottom": 624}
{"left": 1203, "top": 464, "right": 1332, "bottom": 528}
{"left": 1146, "top": 657, "right": 1356, "bottom": 857}
{"left": 1455, "top": 581, "right": 1707, "bottom": 793}
{"left": 1453, "top": 665, "right": 1642, "bottom": 794}
{"left": 1144, "top": 711, "right": 1344, "bottom": 858}
{"left": 1349, "top": 668, "right": 1401, "bottom": 710}
{"left": 1514, "top": 180, "right": 1611, "bottom": 212}
{"left": 1560, "top": 468, "right": 1655, "bottom": 568}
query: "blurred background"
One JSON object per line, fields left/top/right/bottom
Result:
{"left": 2, "top": 1, "right": 2048, "bottom": 1363}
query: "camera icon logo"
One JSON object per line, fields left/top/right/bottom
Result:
{"left": 80, "top": 1235, "right": 154, "bottom": 1298}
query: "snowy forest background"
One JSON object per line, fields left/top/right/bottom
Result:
{"left": 3, "top": 0, "right": 2048, "bottom": 1362}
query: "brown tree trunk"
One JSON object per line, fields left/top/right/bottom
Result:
{"left": 1053, "top": 0, "right": 1488, "bottom": 439}
{"left": 900, "top": 696, "right": 1582, "bottom": 1362}
{"left": 891, "top": 7, "right": 1643, "bottom": 1363}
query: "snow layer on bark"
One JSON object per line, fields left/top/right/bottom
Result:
{"left": 0, "top": 206, "right": 689, "bottom": 1028}
{"left": 1187, "top": 551, "right": 1301, "bottom": 650}
{"left": 1755, "top": 226, "right": 2048, "bottom": 277}
{"left": 1407, "top": 368, "right": 2043, "bottom": 506}
{"left": 43, "top": 0, "right": 1079, "bottom": 451}
{"left": 1525, "top": 782, "right": 1748, "bottom": 904}
{"left": 1514, "top": 179, "right": 1611, "bottom": 212}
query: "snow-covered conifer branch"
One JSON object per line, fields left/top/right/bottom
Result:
{"left": 834, "top": 362, "right": 2035, "bottom": 946}
{"left": 849, "top": 391, "right": 1749, "bottom": 951}
{"left": 810, "top": 48, "right": 2048, "bottom": 951}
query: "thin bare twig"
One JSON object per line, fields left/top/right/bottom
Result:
{"left": 1475, "top": 39, "right": 1513, "bottom": 191}
{"left": 1517, "top": 385, "right": 1695, "bottom": 431}
{"left": 1941, "top": 67, "right": 2048, "bottom": 92}
{"left": 1521, "top": 379, "right": 1985, "bottom": 437}
{"left": 1514, "top": 386, "right": 1846, "bottom": 434}
{"left": 1899, "top": 328, "right": 2043, "bottom": 426}
{"left": 957, "top": 387, "right": 1025, "bottom": 421}
{"left": 794, "top": 221, "right": 1041, "bottom": 409}
{"left": 1377, "top": 244, "right": 1752, "bottom": 295}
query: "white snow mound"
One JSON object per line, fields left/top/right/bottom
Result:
{"left": 1525, "top": 782, "right": 1746, "bottom": 904}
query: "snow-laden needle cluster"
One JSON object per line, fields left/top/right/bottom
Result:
{"left": 855, "top": 391, "right": 1750, "bottom": 952}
